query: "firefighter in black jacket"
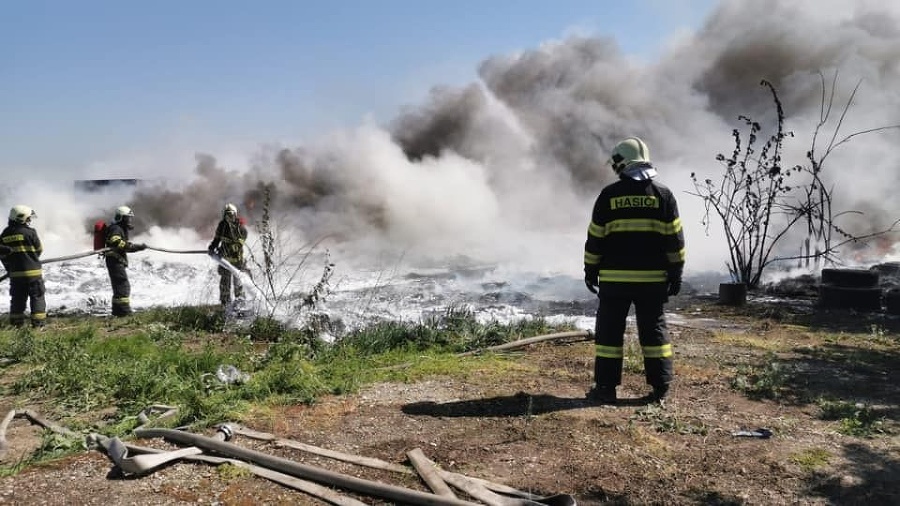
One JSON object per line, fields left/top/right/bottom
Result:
{"left": 0, "top": 205, "right": 46, "bottom": 327}
{"left": 208, "top": 203, "right": 248, "bottom": 306}
{"left": 583, "top": 137, "right": 685, "bottom": 405}
{"left": 104, "top": 206, "right": 146, "bottom": 316}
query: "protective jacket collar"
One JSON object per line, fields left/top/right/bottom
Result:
{"left": 620, "top": 161, "right": 657, "bottom": 181}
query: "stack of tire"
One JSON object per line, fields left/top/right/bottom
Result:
{"left": 818, "top": 268, "right": 882, "bottom": 312}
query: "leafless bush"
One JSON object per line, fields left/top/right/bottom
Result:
{"left": 690, "top": 75, "right": 900, "bottom": 289}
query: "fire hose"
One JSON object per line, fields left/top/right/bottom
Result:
{"left": 144, "top": 246, "right": 209, "bottom": 254}
{"left": 0, "top": 248, "right": 110, "bottom": 283}
{"left": 0, "top": 245, "right": 213, "bottom": 283}
{"left": 2, "top": 408, "right": 578, "bottom": 505}
{"left": 134, "top": 428, "right": 484, "bottom": 506}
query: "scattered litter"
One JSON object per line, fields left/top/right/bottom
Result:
{"left": 216, "top": 364, "right": 250, "bottom": 384}
{"left": 731, "top": 428, "right": 773, "bottom": 438}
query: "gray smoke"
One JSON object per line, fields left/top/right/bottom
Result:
{"left": 86, "top": 0, "right": 900, "bottom": 272}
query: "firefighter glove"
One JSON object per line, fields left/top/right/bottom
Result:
{"left": 584, "top": 269, "right": 599, "bottom": 294}
{"left": 667, "top": 270, "right": 682, "bottom": 296}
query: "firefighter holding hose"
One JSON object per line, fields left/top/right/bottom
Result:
{"left": 583, "top": 137, "right": 685, "bottom": 405}
{"left": 208, "top": 203, "right": 249, "bottom": 307}
{"left": 104, "top": 206, "right": 146, "bottom": 317}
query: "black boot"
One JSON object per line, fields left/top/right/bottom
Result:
{"left": 645, "top": 384, "right": 669, "bottom": 404}
{"left": 586, "top": 385, "right": 617, "bottom": 405}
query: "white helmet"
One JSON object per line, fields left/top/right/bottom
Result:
{"left": 223, "top": 203, "right": 237, "bottom": 217}
{"left": 8, "top": 205, "right": 36, "bottom": 224}
{"left": 114, "top": 205, "right": 134, "bottom": 223}
{"left": 608, "top": 137, "right": 651, "bottom": 173}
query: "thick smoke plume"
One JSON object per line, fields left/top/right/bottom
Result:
{"left": 61, "top": 0, "right": 900, "bottom": 274}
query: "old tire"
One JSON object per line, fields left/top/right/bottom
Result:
{"left": 820, "top": 268, "right": 879, "bottom": 288}
{"left": 818, "top": 284, "right": 882, "bottom": 311}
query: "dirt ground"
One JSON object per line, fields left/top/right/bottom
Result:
{"left": 0, "top": 295, "right": 898, "bottom": 505}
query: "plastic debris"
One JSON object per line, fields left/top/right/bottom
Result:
{"left": 731, "top": 428, "right": 773, "bottom": 438}
{"left": 216, "top": 365, "right": 250, "bottom": 384}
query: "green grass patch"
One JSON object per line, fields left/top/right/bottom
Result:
{"left": 730, "top": 353, "right": 789, "bottom": 400}
{"left": 789, "top": 448, "right": 833, "bottom": 471}
{"left": 817, "top": 399, "right": 887, "bottom": 437}
{"left": 0, "top": 308, "right": 565, "bottom": 433}
{"left": 0, "top": 307, "right": 568, "bottom": 475}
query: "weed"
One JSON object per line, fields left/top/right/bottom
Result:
{"left": 789, "top": 448, "right": 833, "bottom": 471}
{"left": 623, "top": 337, "right": 643, "bottom": 374}
{"left": 216, "top": 462, "right": 253, "bottom": 480}
{"left": 141, "top": 306, "right": 224, "bottom": 332}
{"left": 245, "top": 185, "right": 335, "bottom": 319}
{"left": 817, "top": 399, "right": 886, "bottom": 437}
{"left": 631, "top": 404, "right": 708, "bottom": 435}
{"left": 867, "top": 324, "right": 897, "bottom": 346}
{"left": 730, "top": 353, "right": 788, "bottom": 399}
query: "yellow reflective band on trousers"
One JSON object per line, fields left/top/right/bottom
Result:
{"left": 113, "top": 296, "right": 130, "bottom": 304}
{"left": 642, "top": 344, "right": 673, "bottom": 358}
{"left": 31, "top": 312, "right": 47, "bottom": 321}
{"left": 595, "top": 345, "right": 624, "bottom": 359}
{"left": 598, "top": 270, "right": 667, "bottom": 283}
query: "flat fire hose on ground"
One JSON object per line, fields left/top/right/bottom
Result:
{"left": 92, "top": 431, "right": 371, "bottom": 506}
{"left": 135, "top": 428, "right": 484, "bottom": 506}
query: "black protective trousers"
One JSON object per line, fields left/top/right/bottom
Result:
{"left": 105, "top": 257, "right": 132, "bottom": 316}
{"left": 8, "top": 277, "right": 46, "bottom": 327}
{"left": 593, "top": 285, "right": 673, "bottom": 389}
{"left": 217, "top": 261, "right": 248, "bottom": 306}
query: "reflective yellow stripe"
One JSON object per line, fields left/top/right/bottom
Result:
{"left": 591, "top": 218, "right": 681, "bottom": 239}
{"left": 670, "top": 217, "right": 682, "bottom": 233}
{"left": 598, "top": 270, "right": 667, "bottom": 283}
{"left": 642, "top": 344, "right": 673, "bottom": 358}
{"left": 31, "top": 313, "right": 47, "bottom": 320}
{"left": 9, "top": 269, "right": 42, "bottom": 278}
{"left": 2, "top": 234, "right": 25, "bottom": 242}
{"left": 584, "top": 252, "right": 601, "bottom": 264}
{"left": 595, "top": 345, "right": 624, "bottom": 358}
{"left": 667, "top": 249, "right": 686, "bottom": 262}
{"left": 7, "top": 245, "right": 39, "bottom": 253}
{"left": 113, "top": 297, "right": 131, "bottom": 304}
{"left": 109, "top": 234, "right": 127, "bottom": 248}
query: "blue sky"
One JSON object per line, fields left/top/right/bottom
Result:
{"left": 1, "top": 0, "right": 717, "bottom": 174}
